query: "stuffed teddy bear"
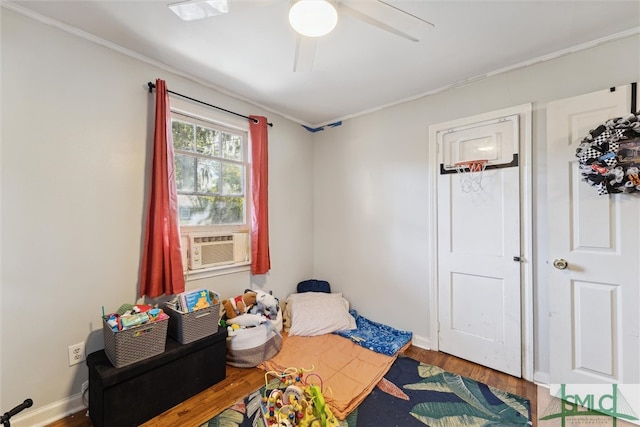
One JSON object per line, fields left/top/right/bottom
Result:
{"left": 222, "top": 291, "right": 257, "bottom": 319}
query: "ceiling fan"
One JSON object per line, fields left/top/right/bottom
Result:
{"left": 168, "top": 0, "right": 434, "bottom": 72}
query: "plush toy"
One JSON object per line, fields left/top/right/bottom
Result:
{"left": 227, "top": 313, "right": 267, "bottom": 327}
{"left": 250, "top": 290, "right": 279, "bottom": 319}
{"left": 222, "top": 291, "right": 257, "bottom": 319}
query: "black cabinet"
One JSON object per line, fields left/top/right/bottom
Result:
{"left": 87, "top": 327, "right": 227, "bottom": 427}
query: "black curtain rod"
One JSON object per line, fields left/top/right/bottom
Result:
{"left": 147, "top": 82, "right": 273, "bottom": 127}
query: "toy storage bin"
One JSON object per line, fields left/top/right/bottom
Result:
{"left": 102, "top": 317, "right": 169, "bottom": 368}
{"left": 226, "top": 307, "right": 283, "bottom": 368}
{"left": 164, "top": 293, "right": 221, "bottom": 344}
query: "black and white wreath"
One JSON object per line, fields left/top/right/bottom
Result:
{"left": 576, "top": 113, "right": 640, "bottom": 195}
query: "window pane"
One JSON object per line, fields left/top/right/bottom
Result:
{"left": 196, "top": 159, "right": 220, "bottom": 193}
{"left": 177, "top": 195, "right": 209, "bottom": 225}
{"left": 221, "top": 132, "right": 242, "bottom": 161}
{"left": 174, "top": 154, "right": 195, "bottom": 192}
{"left": 177, "top": 195, "right": 244, "bottom": 225}
{"left": 222, "top": 162, "right": 243, "bottom": 194}
{"left": 196, "top": 126, "right": 220, "bottom": 156}
{"left": 214, "top": 196, "right": 244, "bottom": 224}
{"left": 172, "top": 120, "right": 194, "bottom": 151}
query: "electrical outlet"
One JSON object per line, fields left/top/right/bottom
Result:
{"left": 68, "top": 342, "right": 85, "bottom": 366}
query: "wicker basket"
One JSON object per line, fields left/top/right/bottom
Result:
{"left": 102, "top": 316, "right": 168, "bottom": 368}
{"left": 164, "top": 293, "right": 221, "bottom": 344}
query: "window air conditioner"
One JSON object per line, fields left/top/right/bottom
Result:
{"left": 188, "top": 232, "right": 249, "bottom": 270}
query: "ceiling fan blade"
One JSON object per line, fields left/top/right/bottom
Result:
{"left": 337, "top": 0, "right": 434, "bottom": 42}
{"left": 293, "top": 35, "right": 317, "bottom": 72}
{"left": 169, "top": 0, "right": 278, "bottom": 21}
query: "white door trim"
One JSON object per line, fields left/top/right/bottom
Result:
{"left": 428, "top": 103, "right": 534, "bottom": 381}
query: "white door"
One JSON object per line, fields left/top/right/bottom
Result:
{"left": 436, "top": 117, "right": 522, "bottom": 377}
{"left": 546, "top": 85, "right": 639, "bottom": 388}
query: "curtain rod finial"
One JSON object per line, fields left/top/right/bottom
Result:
{"left": 147, "top": 82, "right": 155, "bottom": 93}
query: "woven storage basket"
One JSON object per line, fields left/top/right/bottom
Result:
{"left": 102, "top": 317, "right": 168, "bottom": 368}
{"left": 164, "top": 294, "right": 221, "bottom": 344}
{"left": 226, "top": 308, "right": 283, "bottom": 368}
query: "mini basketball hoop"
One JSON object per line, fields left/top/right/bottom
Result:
{"left": 454, "top": 159, "right": 488, "bottom": 192}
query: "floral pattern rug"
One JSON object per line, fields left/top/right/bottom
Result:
{"left": 202, "top": 355, "right": 531, "bottom": 427}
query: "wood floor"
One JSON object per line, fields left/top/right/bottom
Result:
{"left": 46, "top": 346, "right": 537, "bottom": 427}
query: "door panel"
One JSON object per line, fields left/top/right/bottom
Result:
{"left": 573, "top": 280, "right": 619, "bottom": 378}
{"left": 450, "top": 273, "right": 506, "bottom": 342}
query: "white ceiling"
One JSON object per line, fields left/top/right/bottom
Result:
{"left": 7, "top": 0, "right": 640, "bottom": 127}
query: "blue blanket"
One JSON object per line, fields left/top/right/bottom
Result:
{"left": 334, "top": 310, "right": 412, "bottom": 356}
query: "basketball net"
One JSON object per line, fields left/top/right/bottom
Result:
{"left": 454, "top": 160, "right": 488, "bottom": 193}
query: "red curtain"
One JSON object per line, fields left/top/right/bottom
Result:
{"left": 250, "top": 116, "right": 271, "bottom": 275}
{"left": 139, "top": 79, "right": 186, "bottom": 298}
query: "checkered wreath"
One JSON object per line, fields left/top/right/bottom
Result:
{"left": 575, "top": 113, "right": 640, "bottom": 195}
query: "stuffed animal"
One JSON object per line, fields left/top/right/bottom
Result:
{"left": 222, "top": 291, "right": 257, "bottom": 319}
{"left": 227, "top": 313, "right": 267, "bottom": 327}
{"left": 250, "top": 290, "right": 279, "bottom": 319}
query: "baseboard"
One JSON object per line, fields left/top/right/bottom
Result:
{"left": 411, "top": 334, "right": 431, "bottom": 350}
{"left": 534, "top": 370, "right": 550, "bottom": 386}
{"left": 10, "top": 392, "right": 86, "bottom": 427}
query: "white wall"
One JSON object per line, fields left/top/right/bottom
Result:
{"left": 0, "top": 9, "right": 313, "bottom": 425}
{"left": 313, "top": 34, "right": 640, "bottom": 380}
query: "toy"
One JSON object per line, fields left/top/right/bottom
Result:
{"left": 222, "top": 291, "right": 258, "bottom": 319}
{"left": 226, "top": 323, "right": 242, "bottom": 337}
{"left": 261, "top": 367, "right": 339, "bottom": 427}
{"left": 250, "top": 290, "right": 279, "bottom": 319}
{"left": 227, "top": 313, "right": 267, "bottom": 327}
{"left": 227, "top": 312, "right": 283, "bottom": 338}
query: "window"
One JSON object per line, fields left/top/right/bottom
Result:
{"left": 172, "top": 112, "right": 248, "bottom": 227}
{"left": 170, "top": 99, "right": 250, "bottom": 276}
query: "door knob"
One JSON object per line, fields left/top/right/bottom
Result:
{"left": 553, "top": 259, "right": 568, "bottom": 270}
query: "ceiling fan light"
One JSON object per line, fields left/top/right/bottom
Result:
{"left": 289, "top": 0, "right": 338, "bottom": 38}
{"left": 169, "top": 0, "right": 229, "bottom": 21}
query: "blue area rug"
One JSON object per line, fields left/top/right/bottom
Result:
{"left": 202, "top": 356, "right": 531, "bottom": 426}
